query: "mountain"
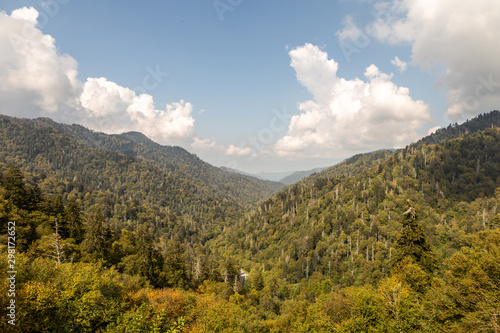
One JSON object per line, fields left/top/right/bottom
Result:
{"left": 220, "top": 111, "right": 500, "bottom": 277}
{"left": 421, "top": 110, "right": 500, "bottom": 144}
{"left": 302, "top": 149, "right": 395, "bottom": 185}
{"left": 0, "top": 116, "right": 283, "bottom": 207}
{"left": 224, "top": 166, "right": 331, "bottom": 186}
{"left": 2, "top": 111, "right": 500, "bottom": 332}
{"left": 0, "top": 114, "right": 286, "bottom": 261}
{"left": 278, "top": 167, "right": 328, "bottom": 185}
{"left": 255, "top": 171, "right": 295, "bottom": 181}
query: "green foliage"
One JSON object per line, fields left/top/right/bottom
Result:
{"left": 82, "top": 210, "right": 112, "bottom": 261}
{"left": 394, "top": 203, "right": 437, "bottom": 274}
{"left": 1, "top": 112, "right": 500, "bottom": 331}
{"left": 429, "top": 229, "right": 500, "bottom": 331}
{"left": 0, "top": 253, "right": 133, "bottom": 332}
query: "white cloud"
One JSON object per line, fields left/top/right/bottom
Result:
{"left": 352, "top": 0, "right": 500, "bottom": 121}
{"left": 391, "top": 56, "right": 407, "bottom": 72}
{"left": 0, "top": 7, "right": 196, "bottom": 146}
{"left": 191, "top": 137, "right": 220, "bottom": 151}
{"left": 274, "top": 43, "right": 430, "bottom": 157}
{"left": 427, "top": 126, "right": 441, "bottom": 136}
{"left": 336, "top": 15, "right": 364, "bottom": 43}
{"left": 0, "top": 7, "right": 82, "bottom": 119}
{"left": 10, "top": 7, "right": 39, "bottom": 24}
{"left": 80, "top": 78, "right": 195, "bottom": 145}
{"left": 225, "top": 145, "right": 253, "bottom": 156}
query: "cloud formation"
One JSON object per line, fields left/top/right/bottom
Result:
{"left": 0, "top": 7, "right": 81, "bottom": 119}
{"left": 225, "top": 145, "right": 253, "bottom": 157}
{"left": 80, "top": 78, "right": 195, "bottom": 145}
{"left": 391, "top": 56, "right": 407, "bottom": 72}
{"left": 0, "top": 7, "right": 195, "bottom": 146}
{"left": 340, "top": 0, "right": 500, "bottom": 121}
{"left": 274, "top": 43, "right": 430, "bottom": 157}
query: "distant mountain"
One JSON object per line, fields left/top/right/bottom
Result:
{"left": 278, "top": 167, "right": 327, "bottom": 185}
{"left": 302, "top": 149, "right": 395, "bottom": 185}
{"left": 255, "top": 171, "right": 296, "bottom": 182}
{"left": 8, "top": 116, "right": 284, "bottom": 207}
{"left": 220, "top": 166, "right": 265, "bottom": 179}
{"left": 226, "top": 167, "right": 331, "bottom": 186}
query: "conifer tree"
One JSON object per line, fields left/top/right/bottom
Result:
{"left": 394, "top": 202, "right": 437, "bottom": 273}
{"left": 82, "top": 210, "right": 112, "bottom": 262}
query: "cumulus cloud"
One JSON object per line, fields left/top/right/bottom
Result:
{"left": 345, "top": 0, "right": 500, "bottom": 121}
{"left": 80, "top": 78, "right": 195, "bottom": 145}
{"left": 0, "top": 7, "right": 81, "bottom": 119}
{"left": 191, "top": 137, "right": 220, "bottom": 151}
{"left": 391, "top": 56, "right": 407, "bottom": 72}
{"left": 225, "top": 145, "right": 253, "bottom": 157}
{"left": 0, "top": 7, "right": 196, "bottom": 146}
{"left": 274, "top": 43, "right": 430, "bottom": 157}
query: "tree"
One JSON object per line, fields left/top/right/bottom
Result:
{"left": 394, "top": 203, "right": 437, "bottom": 274}
{"left": 438, "top": 229, "right": 500, "bottom": 331}
{"left": 135, "top": 225, "right": 165, "bottom": 288}
{"left": 64, "top": 199, "right": 84, "bottom": 243}
{"left": 163, "top": 240, "right": 188, "bottom": 288}
{"left": 82, "top": 210, "right": 112, "bottom": 262}
{"left": 251, "top": 270, "right": 264, "bottom": 291}
{"left": 2, "top": 165, "right": 28, "bottom": 210}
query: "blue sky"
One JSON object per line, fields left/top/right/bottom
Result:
{"left": 1, "top": 0, "right": 499, "bottom": 173}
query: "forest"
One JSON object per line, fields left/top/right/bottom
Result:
{"left": 0, "top": 111, "right": 499, "bottom": 332}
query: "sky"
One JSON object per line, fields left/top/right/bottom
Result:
{"left": 0, "top": 0, "right": 499, "bottom": 174}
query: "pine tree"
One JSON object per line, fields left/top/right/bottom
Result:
{"left": 2, "top": 165, "right": 28, "bottom": 209}
{"left": 82, "top": 210, "right": 112, "bottom": 262}
{"left": 64, "top": 199, "right": 84, "bottom": 243}
{"left": 394, "top": 202, "right": 437, "bottom": 273}
{"left": 135, "top": 225, "right": 165, "bottom": 288}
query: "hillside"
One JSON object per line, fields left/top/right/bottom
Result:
{"left": 0, "top": 114, "right": 282, "bottom": 255}
{"left": 302, "top": 149, "right": 395, "bottom": 185}
{"left": 20, "top": 116, "right": 284, "bottom": 206}
{"left": 222, "top": 113, "right": 500, "bottom": 282}
{"left": 225, "top": 125, "right": 500, "bottom": 275}
{"left": 0, "top": 111, "right": 499, "bottom": 332}
{"left": 421, "top": 110, "right": 500, "bottom": 144}
{"left": 279, "top": 167, "right": 327, "bottom": 185}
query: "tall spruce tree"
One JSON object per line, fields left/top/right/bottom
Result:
{"left": 394, "top": 202, "right": 437, "bottom": 273}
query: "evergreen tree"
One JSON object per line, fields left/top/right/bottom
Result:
{"left": 135, "top": 225, "right": 165, "bottom": 288}
{"left": 163, "top": 240, "right": 188, "bottom": 288}
{"left": 251, "top": 270, "right": 265, "bottom": 291}
{"left": 64, "top": 199, "right": 84, "bottom": 243}
{"left": 2, "top": 165, "right": 28, "bottom": 210}
{"left": 394, "top": 202, "right": 437, "bottom": 273}
{"left": 82, "top": 210, "right": 112, "bottom": 263}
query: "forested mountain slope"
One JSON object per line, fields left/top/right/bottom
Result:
{"left": 301, "top": 111, "right": 500, "bottom": 186}
{"left": 4, "top": 116, "right": 283, "bottom": 207}
{"left": 0, "top": 111, "right": 499, "bottom": 332}
{"left": 422, "top": 110, "right": 500, "bottom": 144}
{"left": 215, "top": 112, "right": 500, "bottom": 302}
{"left": 279, "top": 167, "right": 327, "bottom": 185}
{"left": 304, "top": 149, "right": 395, "bottom": 184}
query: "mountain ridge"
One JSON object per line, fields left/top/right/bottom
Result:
{"left": 1, "top": 110, "right": 500, "bottom": 331}
{"left": 1, "top": 115, "right": 284, "bottom": 207}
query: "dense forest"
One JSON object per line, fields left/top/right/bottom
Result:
{"left": 0, "top": 111, "right": 499, "bottom": 332}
